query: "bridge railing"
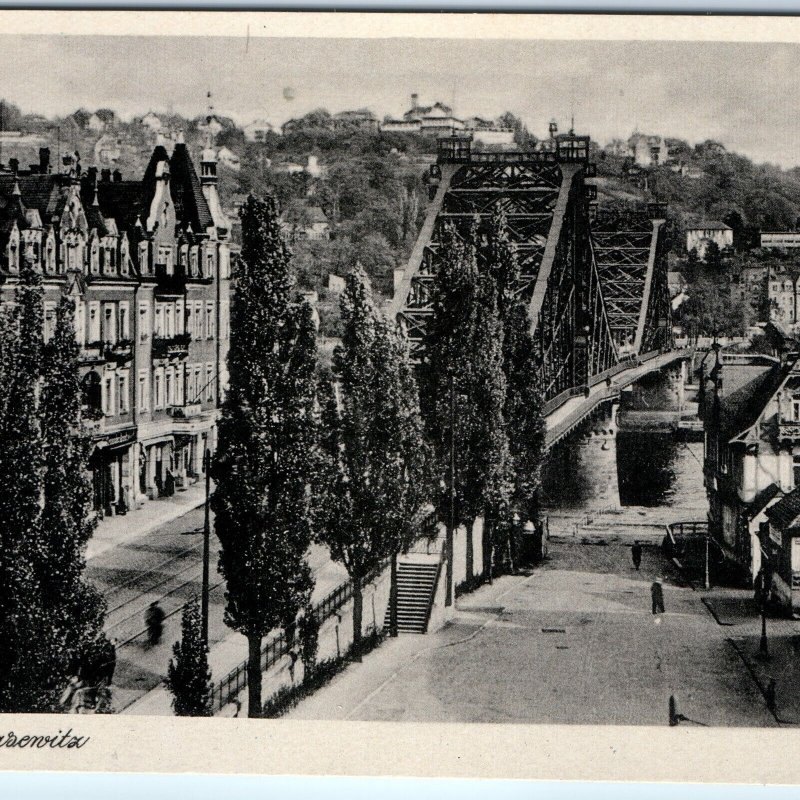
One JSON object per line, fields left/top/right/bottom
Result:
{"left": 542, "top": 386, "right": 585, "bottom": 418}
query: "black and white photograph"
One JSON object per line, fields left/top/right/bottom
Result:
{"left": 2, "top": 9, "right": 800, "bottom": 783}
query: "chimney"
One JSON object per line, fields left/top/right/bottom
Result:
{"left": 100, "top": 168, "right": 111, "bottom": 183}
{"left": 112, "top": 169, "right": 122, "bottom": 183}
{"left": 39, "top": 147, "right": 50, "bottom": 174}
{"left": 411, "top": 93, "right": 418, "bottom": 109}
{"left": 8, "top": 158, "right": 18, "bottom": 175}
{"left": 86, "top": 166, "right": 98, "bottom": 185}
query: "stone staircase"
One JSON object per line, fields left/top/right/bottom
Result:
{"left": 384, "top": 560, "right": 440, "bottom": 634}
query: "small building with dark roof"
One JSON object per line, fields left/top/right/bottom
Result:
{"left": 764, "top": 486, "right": 800, "bottom": 615}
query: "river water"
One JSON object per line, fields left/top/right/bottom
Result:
{"left": 540, "top": 410, "right": 707, "bottom": 518}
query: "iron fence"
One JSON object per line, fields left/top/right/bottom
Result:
{"left": 209, "top": 558, "right": 392, "bottom": 712}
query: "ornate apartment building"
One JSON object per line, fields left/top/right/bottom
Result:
{"left": 0, "top": 137, "right": 231, "bottom": 517}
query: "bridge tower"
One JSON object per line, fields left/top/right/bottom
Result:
{"left": 391, "top": 132, "right": 617, "bottom": 403}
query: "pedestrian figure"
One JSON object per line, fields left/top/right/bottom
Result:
{"left": 632, "top": 542, "right": 642, "bottom": 571}
{"left": 651, "top": 580, "right": 665, "bottom": 615}
{"left": 288, "top": 648, "right": 299, "bottom": 683}
{"left": 99, "top": 637, "right": 118, "bottom": 685}
{"left": 145, "top": 601, "right": 165, "bottom": 647}
{"left": 661, "top": 535, "right": 674, "bottom": 560}
{"left": 766, "top": 679, "right": 777, "bottom": 714}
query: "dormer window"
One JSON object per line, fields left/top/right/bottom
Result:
{"left": 792, "top": 398, "right": 800, "bottom": 421}
{"left": 139, "top": 241, "right": 150, "bottom": 275}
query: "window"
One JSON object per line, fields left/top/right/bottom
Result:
{"left": 205, "top": 364, "right": 214, "bottom": 402}
{"left": 190, "top": 248, "right": 198, "bottom": 277}
{"left": 90, "top": 241, "right": 99, "bottom": 274}
{"left": 103, "top": 303, "right": 117, "bottom": 343}
{"left": 166, "top": 366, "right": 175, "bottom": 407}
{"left": 165, "top": 304, "right": 174, "bottom": 338}
{"left": 206, "top": 302, "right": 215, "bottom": 339}
{"left": 75, "top": 300, "right": 86, "bottom": 346}
{"left": 138, "top": 369, "right": 150, "bottom": 412}
{"left": 154, "top": 304, "right": 164, "bottom": 337}
{"left": 88, "top": 302, "right": 101, "bottom": 343}
{"left": 139, "top": 301, "right": 150, "bottom": 341}
{"left": 176, "top": 300, "right": 184, "bottom": 335}
{"left": 794, "top": 455, "right": 800, "bottom": 488}
{"left": 186, "top": 304, "right": 193, "bottom": 339}
{"left": 139, "top": 242, "right": 150, "bottom": 275}
{"left": 154, "top": 368, "right": 164, "bottom": 409}
{"left": 120, "top": 238, "right": 129, "bottom": 275}
{"left": 792, "top": 398, "right": 800, "bottom": 421}
{"left": 46, "top": 239, "right": 55, "bottom": 273}
{"left": 118, "top": 372, "right": 129, "bottom": 413}
{"left": 118, "top": 302, "right": 130, "bottom": 340}
{"left": 43, "top": 302, "right": 57, "bottom": 342}
{"left": 206, "top": 251, "right": 214, "bottom": 277}
{"left": 103, "top": 375, "right": 114, "bottom": 416}
{"left": 194, "top": 366, "right": 202, "bottom": 402}
{"left": 158, "top": 246, "right": 174, "bottom": 275}
{"left": 195, "top": 302, "right": 203, "bottom": 338}
{"left": 176, "top": 364, "right": 184, "bottom": 405}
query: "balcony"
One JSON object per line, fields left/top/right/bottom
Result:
{"left": 779, "top": 418, "right": 800, "bottom": 440}
{"left": 104, "top": 339, "right": 133, "bottom": 364}
{"left": 79, "top": 342, "right": 105, "bottom": 365}
{"left": 168, "top": 402, "right": 204, "bottom": 419}
{"left": 152, "top": 332, "right": 191, "bottom": 360}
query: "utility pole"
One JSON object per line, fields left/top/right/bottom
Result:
{"left": 201, "top": 447, "right": 211, "bottom": 647}
{"left": 446, "top": 373, "right": 455, "bottom": 607}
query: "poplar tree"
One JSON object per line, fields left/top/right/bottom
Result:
{"left": 0, "top": 263, "right": 46, "bottom": 711}
{"left": 212, "top": 194, "right": 317, "bottom": 717}
{"left": 483, "top": 211, "right": 545, "bottom": 564}
{"left": 0, "top": 273, "right": 109, "bottom": 712}
{"left": 166, "top": 598, "right": 212, "bottom": 716}
{"left": 315, "top": 268, "right": 430, "bottom": 655}
{"left": 419, "top": 228, "right": 479, "bottom": 592}
{"left": 38, "top": 295, "right": 107, "bottom": 692}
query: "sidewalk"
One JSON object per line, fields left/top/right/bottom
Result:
{"left": 87, "top": 484, "right": 208, "bottom": 562}
{"left": 703, "top": 586, "right": 800, "bottom": 726}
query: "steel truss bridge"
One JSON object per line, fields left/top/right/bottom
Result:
{"left": 391, "top": 133, "right": 687, "bottom": 448}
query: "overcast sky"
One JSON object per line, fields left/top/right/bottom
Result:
{"left": 1, "top": 35, "right": 798, "bottom": 167}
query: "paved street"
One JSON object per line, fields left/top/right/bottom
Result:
{"left": 86, "top": 499, "right": 347, "bottom": 713}
{"left": 288, "top": 539, "right": 776, "bottom": 726}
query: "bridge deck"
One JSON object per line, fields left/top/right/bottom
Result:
{"left": 544, "top": 348, "right": 693, "bottom": 449}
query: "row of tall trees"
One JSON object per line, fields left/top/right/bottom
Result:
{"left": 0, "top": 265, "right": 107, "bottom": 712}
{"left": 212, "top": 195, "right": 545, "bottom": 717}
{"left": 420, "top": 211, "right": 546, "bottom": 586}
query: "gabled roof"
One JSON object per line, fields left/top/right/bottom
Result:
{"left": 168, "top": 143, "right": 214, "bottom": 233}
{"left": 688, "top": 220, "right": 732, "bottom": 231}
{"left": 766, "top": 487, "right": 800, "bottom": 530}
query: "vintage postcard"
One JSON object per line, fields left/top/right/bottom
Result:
{"left": 0, "top": 9, "right": 799, "bottom": 784}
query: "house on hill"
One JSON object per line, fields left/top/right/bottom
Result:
{"left": 628, "top": 132, "right": 667, "bottom": 167}
{"left": 243, "top": 119, "right": 277, "bottom": 142}
{"left": 333, "top": 109, "right": 379, "bottom": 131}
{"left": 381, "top": 94, "right": 464, "bottom": 137}
{"left": 686, "top": 221, "right": 733, "bottom": 260}
{"left": 140, "top": 112, "right": 162, "bottom": 132}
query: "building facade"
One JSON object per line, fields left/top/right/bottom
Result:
{"left": 686, "top": 222, "right": 734, "bottom": 260}
{"left": 0, "top": 138, "right": 231, "bottom": 518}
{"left": 761, "top": 231, "right": 800, "bottom": 249}
{"left": 703, "top": 349, "right": 800, "bottom": 582}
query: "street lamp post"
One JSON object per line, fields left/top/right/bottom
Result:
{"left": 201, "top": 448, "right": 211, "bottom": 647}
{"left": 704, "top": 534, "right": 711, "bottom": 591}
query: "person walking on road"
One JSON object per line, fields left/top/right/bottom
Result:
{"left": 145, "top": 601, "right": 165, "bottom": 648}
{"left": 631, "top": 542, "right": 642, "bottom": 571}
{"left": 651, "top": 579, "right": 665, "bottom": 615}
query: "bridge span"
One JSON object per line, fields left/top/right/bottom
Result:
{"left": 543, "top": 346, "right": 694, "bottom": 449}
